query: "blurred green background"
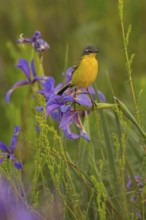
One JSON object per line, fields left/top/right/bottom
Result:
{"left": 0, "top": 0, "right": 146, "bottom": 142}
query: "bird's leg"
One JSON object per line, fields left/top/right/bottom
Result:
{"left": 74, "top": 87, "right": 78, "bottom": 110}
{"left": 87, "top": 88, "right": 97, "bottom": 108}
{"left": 71, "top": 87, "right": 78, "bottom": 110}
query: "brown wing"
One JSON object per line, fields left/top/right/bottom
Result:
{"left": 71, "top": 55, "right": 82, "bottom": 76}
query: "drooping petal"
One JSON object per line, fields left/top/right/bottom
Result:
{"left": 80, "top": 129, "right": 90, "bottom": 142}
{"left": 13, "top": 160, "right": 22, "bottom": 169}
{"left": 76, "top": 94, "right": 92, "bottom": 107}
{"left": 10, "top": 79, "right": 30, "bottom": 88}
{"left": 10, "top": 154, "right": 22, "bottom": 169}
{"left": 16, "top": 58, "right": 31, "bottom": 80}
{"left": 75, "top": 113, "right": 90, "bottom": 141}
{"left": 63, "top": 125, "right": 79, "bottom": 140}
{"left": 98, "top": 90, "right": 106, "bottom": 102}
{"left": 74, "top": 113, "right": 82, "bottom": 129}
{"left": 5, "top": 80, "right": 29, "bottom": 103}
{"left": 59, "top": 111, "right": 76, "bottom": 129}
{"left": 0, "top": 142, "right": 9, "bottom": 153}
{"left": 5, "top": 90, "right": 14, "bottom": 103}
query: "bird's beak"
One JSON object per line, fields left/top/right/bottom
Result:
{"left": 96, "top": 49, "right": 99, "bottom": 53}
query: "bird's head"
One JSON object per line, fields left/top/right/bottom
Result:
{"left": 82, "top": 45, "right": 99, "bottom": 56}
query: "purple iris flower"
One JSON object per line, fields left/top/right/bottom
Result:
{"left": 17, "top": 31, "right": 50, "bottom": 52}
{"left": 38, "top": 67, "right": 106, "bottom": 141}
{"left": 42, "top": 78, "right": 91, "bottom": 140}
{"left": 6, "top": 58, "right": 43, "bottom": 103}
{"left": 54, "top": 89, "right": 92, "bottom": 141}
{"left": 0, "top": 126, "right": 22, "bottom": 169}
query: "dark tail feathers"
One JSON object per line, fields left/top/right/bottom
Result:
{"left": 57, "top": 82, "right": 73, "bottom": 95}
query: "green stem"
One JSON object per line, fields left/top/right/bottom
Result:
{"left": 71, "top": 103, "right": 114, "bottom": 112}
{"left": 119, "top": 0, "right": 140, "bottom": 122}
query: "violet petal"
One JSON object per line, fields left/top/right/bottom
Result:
{"left": 16, "top": 58, "right": 30, "bottom": 80}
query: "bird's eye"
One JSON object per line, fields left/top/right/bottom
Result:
{"left": 85, "top": 49, "right": 92, "bottom": 53}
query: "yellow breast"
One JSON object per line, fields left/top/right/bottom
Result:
{"left": 71, "top": 53, "right": 98, "bottom": 88}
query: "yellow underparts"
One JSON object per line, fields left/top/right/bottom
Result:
{"left": 71, "top": 53, "right": 98, "bottom": 88}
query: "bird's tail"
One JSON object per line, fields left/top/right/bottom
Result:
{"left": 57, "top": 82, "right": 73, "bottom": 95}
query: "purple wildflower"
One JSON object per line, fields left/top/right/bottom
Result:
{"left": 6, "top": 58, "right": 43, "bottom": 103}
{"left": 126, "top": 175, "right": 145, "bottom": 219}
{"left": 38, "top": 67, "right": 105, "bottom": 141}
{"left": 44, "top": 78, "right": 91, "bottom": 141}
{"left": 17, "top": 31, "right": 50, "bottom": 52}
{"left": 0, "top": 126, "right": 22, "bottom": 169}
{"left": 126, "top": 175, "right": 143, "bottom": 190}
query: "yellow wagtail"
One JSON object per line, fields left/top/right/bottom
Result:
{"left": 57, "top": 45, "right": 99, "bottom": 95}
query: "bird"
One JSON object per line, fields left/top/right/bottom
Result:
{"left": 57, "top": 45, "right": 99, "bottom": 95}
